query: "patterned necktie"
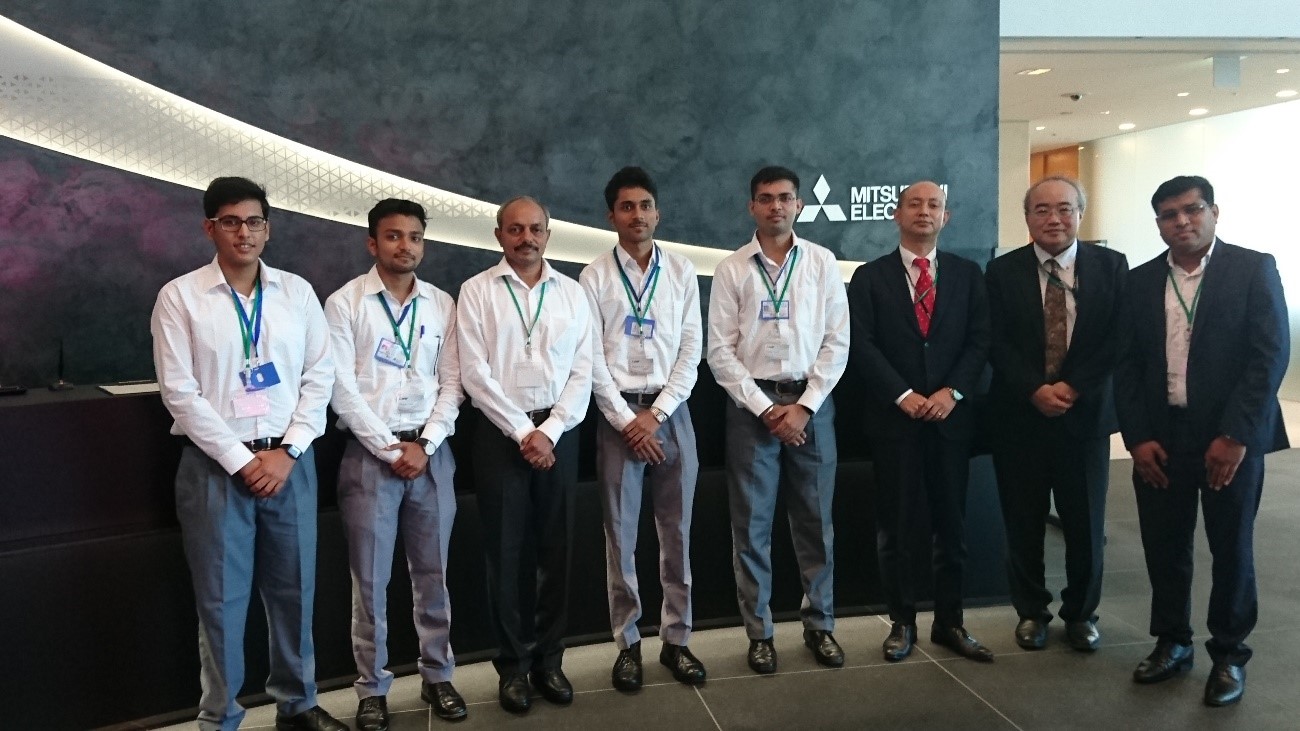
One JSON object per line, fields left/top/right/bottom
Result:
{"left": 1044, "top": 259, "right": 1068, "bottom": 380}
{"left": 913, "top": 258, "right": 935, "bottom": 337}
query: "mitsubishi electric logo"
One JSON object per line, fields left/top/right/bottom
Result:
{"left": 796, "top": 175, "right": 846, "bottom": 222}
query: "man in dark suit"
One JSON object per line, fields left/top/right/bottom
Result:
{"left": 986, "top": 176, "right": 1128, "bottom": 652}
{"left": 1116, "top": 175, "right": 1288, "bottom": 707}
{"left": 849, "top": 181, "right": 993, "bottom": 663}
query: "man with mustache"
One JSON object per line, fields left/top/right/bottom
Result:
{"left": 457, "top": 196, "right": 593, "bottom": 714}
{"left": 324, "top": 199, "right": 467, "bottom": 728}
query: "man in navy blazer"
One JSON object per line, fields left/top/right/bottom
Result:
{"left": 849, "top": 181, "right": 993, "bottom": 663}
{"left": 1116, "top": 175, "right": 1288, "bottom": 707}
{"left": 985, "top": 176, "right": 1128, "bottom": 653}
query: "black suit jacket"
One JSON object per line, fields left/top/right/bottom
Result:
{"left": 1115, "top": 239, "right": 1289, "bottom": 453}
{"left": 985, "top": 242, "right": 1128, "bottom": 440}
{"left": 848, "top": 249, "right": 990, "bottom": 441}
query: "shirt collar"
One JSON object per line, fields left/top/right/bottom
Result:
{"left": 743, "top": 231, "right": 804, "bottom": 266}
{"left": 1033, "top": 240, "right": 1078, "bottom": 270}
{"left": 1165, "top": 239, "right": 1216, "bottom": 276}
{"left": 198, "top": 256, "right": 282, "bottom": 293}
{"left": 361, "top": 265, "right": 428, "bottom": 303}
{"left": 490, "top": 256, "right": 557, "bottom": 287}
{"left": 614, "top": 242, "right": 659, "bottom": 274}
{"left": 898, "top": 245, "right": 937, "bottom": 270}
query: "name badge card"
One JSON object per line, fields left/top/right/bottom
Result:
{"left": 232, "top": 390, "right": 271, "bottom": 418}
{"left": 239, "top": 362, "right": 281, "bottom": 391}
{"left": 623, "top": 316, "right": 656, "bottom": 339}
{"left": 397, "top": 376, "right": 425, "bottom": 410}
{"left": 763, "top": 338, "right": 791, "bottom": 361}
{"left": 374, "top": 337, "right": 408, "bottom": 368}
{"left": 628, "top": 355, "right": 654, "bottom": 375}
{"left": 760, "top": 300, "right": 791, "bottom": 320}
{"left": 514, "top": 361, "right": 545, "bottom": 388}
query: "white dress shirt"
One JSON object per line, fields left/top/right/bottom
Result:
{"left": 457, "top": 257, "right": 593, "bottom": 445}
{"left": 324, "top": 266, "right": 463, "bottom": 462}
{"left": 580, "top": 243, "right": 702, "bottom": 431}
{"left": 1034, "top": 240, "right": 1080, "bottom": 349}
{"left": 894, "top": 245, "right": 939, "bottom": 404}
{"left": 706, "top": 232, "right": 850, "bottom": 416}
{"left": 151, "top": 257, "right": 334, "bottom": 475}
{"left": 1165, "top": 241, "right": 1215, "bottom": 407}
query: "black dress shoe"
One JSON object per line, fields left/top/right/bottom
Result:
{"left": 274, "top": 706, "right": 349, "bottom": 731}
{"left": 498, "top": 674, "right": 531, "bottom": 714}
{"left": 660, "top": 643, "right": 707, "bottom": 685}
{"left": 1133, "top": 640, "right": 1194, "bottom": 684}
{"left": 530, "top": 668, "right": 574, "bottom": 705}
{"left": 804, "top": 629, "right": 845, "bottom": 667}
{"left": 1204, "top": 662, "right": 1246, "bottom": 706}
{"left": 931, "top": 626, "right": 995, "bottom": 663}
{"left": 747, "top": 638, "right": 777, "bottom": 674}
{"left": 1065, "top": 620, "right": 1101, "bottom": 652}
{"left": 355, "top": 696, "right": 389, "bottom": 731}
{"left": 422, "top": 680, "right": 468, "bottom": 721}
{"left": 883, "top": 623, "right": 917, "bottom": 662}
{"left": 1014, "top": 618, "right": 1048, "bottom": 650}
{"left": 612, "top": 642, "right": 643, "bottom": 691}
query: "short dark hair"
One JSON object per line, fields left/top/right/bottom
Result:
{"left": 203, "top": 177, "right": 269, "bottom": 218}
{"left": 604, "top": 166, "right": 658, "bottom": 211}
{"left": 749, "top": 166, "right": 800, "bottom": 199}
{"left": 1151, "top": 175, "right": 1215, "bottom": 213}
{"left": 367, "top": 198, "right": 427, "bottom": 237}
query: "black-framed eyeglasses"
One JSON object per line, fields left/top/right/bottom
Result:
{"left": 209, "top": 215, "right": 268, "bottom": 232}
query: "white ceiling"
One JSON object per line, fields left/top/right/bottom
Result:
{"left": 1001, "top": 38, "right": 1300, "bottom": 152}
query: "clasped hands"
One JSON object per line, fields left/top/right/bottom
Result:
{"left": 763, "top": 403, "right": 810, "bottom": 446}
{"left": 1031, "top": 382, "right": 1078, "bottom": 417}
{"left": 899, "top": 389, "right": 957, "bottom": 421}
{"left": 1131, "top": 435, "right": 1246, "bottom": 491}
{"left": 237, "top": 448, "right": 296, "bottom": 498}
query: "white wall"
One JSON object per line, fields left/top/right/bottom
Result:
{"left": 1079, "top": 99, "right": 1300, "bottom": 398}
{"left": 998, "top": 121, "right": 1031, "bottom": 252}
{"left": 1001, "top": 0, "right": 1300, "bottom": 38}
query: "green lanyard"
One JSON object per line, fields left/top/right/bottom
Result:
{"left": 503, "top": 276, "right": 547, "bottom": 353}
{"left": 615, "top": 246, "right": 662, "bottom": 329}
{"left": 752, "top": 246, "right": 799, "bottom": 310}
{"left": 229, "top": 276, "right": 263, "bottom": 369}
{"left": 377, "top": 293, "right": 418, "bottom": 367}
{"left": 1167, "top": 267, "right": 1204, "bottom": 327}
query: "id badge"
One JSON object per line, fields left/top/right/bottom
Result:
{"left": 239, "top": 362, "right": 281, "bottom": 391}
{"left": 232, "top": 390, "right": 271, "bottom": 418}
{"left": 759, "top": 300, "right": 791, "bottom": 320}
{"left": 764, "top": 338, "right": 792, "bottom": 361}
{"left": 397, "top": 376, "right": 425, "bottom": 410}
{"left": 374, "top": 337, "right": 408, "bottom": 368}
{"left": 628, "top": 355, "right": 654, "bottom": 375}
{"left": 623, "top": 315, "right": 656, "bottom": 339}
{"left": 514, "top": 361, "right": 545, "bottom": 388}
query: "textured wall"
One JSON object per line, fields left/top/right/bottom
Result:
{"left": 0, "top": 1, "right": 998, "bottom": 385}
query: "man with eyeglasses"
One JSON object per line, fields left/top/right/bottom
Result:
{"left": 707, "top": 165, "right": 850, "bottom": 674}
{"left": 848, "top": 181, "right": 993, "bottom": 664}
{"left": 324, "top": 199, "right": 467, "bottom": 728}
{"left": 1116, "top": 175, "right": 1287, "bottom": 707}
{"left": 457, "top": 196, "right": 593, "bottom": 714}
{"left": 985, "top": 175, "right": 1127, "bottom": 655}
{"left": 580, "top": 167, "right": 707, "bottom": 692}
{"left": 151, "top": 177, "right": 344, "bottom": 731}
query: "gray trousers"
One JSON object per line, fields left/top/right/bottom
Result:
{"left": 726, "top": 392, "right": 838, "bottom": 640}
{"left": 175, "top": 445, "right": 320, "bottom": 731}
{"left": 338, "top": 439, "right": 458, "bottom": 696}
{"left": 596, "top": 401, "right": 698, "bottom": 649}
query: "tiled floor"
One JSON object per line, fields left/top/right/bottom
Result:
{"left": 157, "top": 432, "right": 1300, "bottom": 730}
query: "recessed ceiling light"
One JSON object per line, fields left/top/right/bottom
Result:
{"left": 1017, "top": 68, "right": 1052, "bottom": 76}
{"left": 1176, "top": 91, "right": 1190, "bottom": 97}
{"left": 1100, "top": 110, "right": 1111, "bottom": 115}
{"left": 1277, "top": 89, "right": 1298, "bottom": 98}
{"left": 1278, "top": 68, "right": 1291, "bottom": 74}
{"left": 1118, "top": 123, "right": 1136, "bottom": 130}
{"left": 1189, "top": 108, "right": 1209, "bottom": 116}
{"left": 1035, "top": 125, "right": 1046, "bottom": 131}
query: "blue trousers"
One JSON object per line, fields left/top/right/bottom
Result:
{"left": 175, "top": 446, "right": 319, "bottom": 731}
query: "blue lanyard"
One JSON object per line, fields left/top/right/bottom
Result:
{"left": 614, "top": 245, "right": 661, "bottom": 325}
{"left": 229, "top": 277, "right": 263, "bottom": 365}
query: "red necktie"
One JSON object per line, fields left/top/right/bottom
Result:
{"left": 913, "top": 258, "right": 935, "bottom": 337}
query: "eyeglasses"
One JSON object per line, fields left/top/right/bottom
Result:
{"left": 1028, "top": 205, "right": 1079, "bottom": 219}
{"left": 209, "top": 215, "right": 268, "bottom": 232}
{"left": 1156, "top": 202, "right": 1209, "bottom": 223}
{"left": 754, "top": 193, "right": 798, "bottom": 206}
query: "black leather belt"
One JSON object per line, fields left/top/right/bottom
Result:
{"left": 179, "top": 435, "right": 283, "bottom": 452}
{"left": 755, "top": 379, "right": 808, "bottom": 396}
{"left": 620, "top": 391, "right": 662, "bottom": 407}
{"left": 527, "top": 408, "right": 552, "bottom": 426}
{"left": 393, "top": 429, "right": 421, "bottom": 442}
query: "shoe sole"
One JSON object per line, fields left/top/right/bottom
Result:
{"left": 1204, "top": 692, "right": 1243, "bottom": 707}
{"left": 661, "top": 663, "right": 707, "bottom": 685}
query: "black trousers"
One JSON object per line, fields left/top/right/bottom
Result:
{"left": 872, "top": 429, "right": 971, "bottom": 628}
{"left": 1133, "top": 410, "right": 1263, "bottom": 666}
{"left": 472, "top": 409, "right": 579, "bottom": 677}
{"left": 993, "top": 423, "right": 1109, "bottom": 624}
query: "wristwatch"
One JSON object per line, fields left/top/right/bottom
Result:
{"left": 649, "top": 407, "right": 668, "bottom": 424}
{"left": 415, "top": 437, "right": 435, "bottom": 455}
{"left": 948, "top": 387, "right": 964, "bottom": 402}
{"left": 281, "top": 444, "right": 302, "bottom": 460}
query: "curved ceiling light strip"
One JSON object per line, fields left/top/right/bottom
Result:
{"left": 0, "top": 16, "right": 861, "bottom": 279}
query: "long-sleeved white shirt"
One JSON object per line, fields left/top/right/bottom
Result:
{"left": 706, "top": 232, "right": 849, "bottom": 417}
{"left": 457, "top": 257, "right": 592, "bottom": 445}
{"left": 580, "top": 244, "right": 702, "bottom": 431}
{"left": 1033, "top": 240, "right": 1079, "bottom": 349}
{"left": 324, "top": 266, "right": 463, "bottom": 462}
{"left": 1165, "top": 241, "right": 1216, "bottom": 407}
{"left": 151, "top": 257, "right": 334, "bottom": 475}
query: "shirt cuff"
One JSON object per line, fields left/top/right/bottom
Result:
{"left": 894, "top": 388, "right": 914, "bottom": 406}
{"left": 537, "top": 416, "right": 564, "bottom": 447}
{"left": 420, "top": 423, "right": 450, "bottom": 452}
{"left": 218, "top": 444, "right": 256, "bottom": 476}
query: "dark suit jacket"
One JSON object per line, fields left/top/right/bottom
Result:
{"left": 1115, "top": 239, "right": 1289, "bottom": 453}
{"left": 985, "top": 242, "right": 1128, "bottom": 440}
{"left": 848, "top": 249, "right": 990, "bottom": 441}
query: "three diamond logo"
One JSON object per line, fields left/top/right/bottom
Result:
{"left": 796, "top": 175, "right": 847, "bottom": 223}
